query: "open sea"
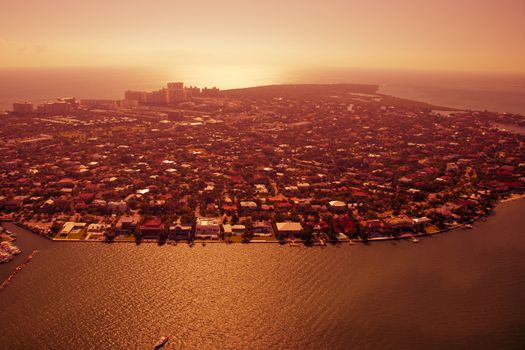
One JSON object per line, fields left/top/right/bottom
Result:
{"left": 1, "top": 199, "right": 525, "bottom": 350}
{"left": 1, "top": 68, "right": 525, "bottom": 114}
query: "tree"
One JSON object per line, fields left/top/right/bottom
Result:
{"left": 231, "top": 213, "right": 239, "bottom": 225}
{"left": 104, "top": 227, "right": 116, "bottom": 242}
{"left": 303, "top": 227, "right": 314, "bottom": 245}
{"left": 241, "top": 230, "right": 253, "bottom": 243}
{"left": 50, "top": 221, "right": 62, "bottom": 236}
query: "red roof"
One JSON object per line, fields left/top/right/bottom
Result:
{"left": 141, "top": 218, "right": 163, "bottom": 229}
{"left": 274, "top": 202, "right": 292, "bottom": 209}
{"left": 222, "top": 204, "right": 237, "bottom": 211}
{"left": 334, "top": 216, "right": 356, "bottom": 232}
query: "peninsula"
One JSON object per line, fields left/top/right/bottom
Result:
{"left": 1, "top": 83, "right": 524, "bottom": 249}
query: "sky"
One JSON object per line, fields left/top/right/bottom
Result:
{"left": 1, "top": 0, "right": 524, "bottom": 86}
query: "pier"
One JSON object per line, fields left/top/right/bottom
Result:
{"left": 0, "top": 250, "right": 38, "bottom": 291}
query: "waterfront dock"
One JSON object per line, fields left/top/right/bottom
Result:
{"left": 0, "top": 250, "right": 38, "bottom": 291}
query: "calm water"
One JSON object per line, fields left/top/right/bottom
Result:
{"left": 288, "top": 69, "right": 525, "bottom": 114}
{"left": 1, "top": 68, "right": 525, "bottom": 114}
{"left": 1, "top": 199, "right": 525, "bottom": 350}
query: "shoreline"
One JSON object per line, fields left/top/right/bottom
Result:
{"left": 3, "top": 194, "right": 522, "bottom": 248}
{"left": 0, "top": 219, "right": 483, "bottom": 247}
{"left": 500, "top": 193, "right": 525, "bottom": 203}
{"left": 5, "top": 205, "right": 507, "bottom": 247}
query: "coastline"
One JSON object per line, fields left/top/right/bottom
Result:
{"left": 2, "top": 191, "right": 525, "bottom": 350}
{"left": 8, "top": 196, "right": 522, "bottom": 246}
{"left": 2, "top": 83, "right": 523, "bottom": 249}
{"left": 500, "top": 193, "right": 525, "bottom": 203}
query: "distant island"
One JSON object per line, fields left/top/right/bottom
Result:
{"left": 1, "top": 83, "right": 524, "bottom": 251}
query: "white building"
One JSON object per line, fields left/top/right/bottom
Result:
{"left": 275, "top": 221, "right": 303, "bottom": 238}
{"left": 195, "top": 217, "right": 221, "bottom": 239}
{"left": 240, "top": 201, "right": 257, "bottom": 210}
{"left": 58, "top": 222, "right": 87, "bottom": 236}
{"left": 86, "top": 223, "right": 111, "bottom": 239}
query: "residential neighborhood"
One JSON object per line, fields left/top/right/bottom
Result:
{"left": 1, "top": 83, "right": 524, "bottom": 246}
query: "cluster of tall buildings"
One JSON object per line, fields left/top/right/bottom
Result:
{"left": 124, "top": 82, "right": 220, "bottom": 105}
{"left": 12, "top": 98, "right": 78, "bottom": 115}
{"left": 10, "top": 81, "right": 221, "bottom": 115}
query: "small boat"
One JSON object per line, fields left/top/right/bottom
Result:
{"left": 154, "top": 335, "right": 169, "bottom": 349}
{"left": 464, "top": 224, "right": 473, "bottom": 229}
{"left": 1, "top": 241, "right": 21, "bottom": 255}
{"left": 410, "top": 237, "right": 420, "bottom": 243}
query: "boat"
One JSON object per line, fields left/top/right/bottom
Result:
{"left": 410, "top": 236, "right": 420, "bottom": 243}
{"left": 464, "top": 224, "right": 473, "bottom": 229}
{"left": 0, "top": 251, "right": 13, "bottom": 263}
{"left": 1, "top": 241, "right": 21, "bottom": 255}
{"left": 154, "top": 335, "right": 169, "bottom": 349}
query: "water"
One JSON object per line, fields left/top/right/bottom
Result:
{"left": 1, "top": 68, "right": 525, "bottom": 115}
{"left": 287, "top": 69, "right": 525, "bottom": 115}
{"left": 1, "top": 199, "right": 524, "bottom": 350}
{"left": 0, "top": 67, "right": 166, "bottom": 112}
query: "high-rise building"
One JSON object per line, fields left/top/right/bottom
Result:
{"left": 167, "top": 89, "right": 186, "bottom": 103}
{"left": 202, "top": 87, "right": 220, "bottom": 97}
{"left": 60, "top": 97, "right": 77, "bottom": 105}
{"left": 36, "top": 101, "right": 73, "bottom": 115}
{"left": 167, "top": 82, "right": 184, "bottom": 90}
{"left": 185, "top": 86, "right": 201, "bottom": 98}
{"left": 124, "top": 82, "right": 193, "bottom": 105}
{"left": 80, "top": 99, "right": 118, "bottom": 109}
{"left": 12, "top": 101, "right": 34, "bottom": 114}
{"left": 145, "top": 88, "right": 169, "bottom": 104}
{"left": 167, "top": 82, "right": 187, "bottom": 103}
{"left": 125, "top": 90, "right": 147, "bottom": 103}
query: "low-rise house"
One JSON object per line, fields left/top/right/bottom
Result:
{"left": 108, "top": 201, "right": 127, "bottom": 212}
{"left": 363, "top": 219, "right": 383, "bottom": 237}
{"left": 240, "top": 201, "right": 258, "bottom": 210}
{"left": 333, "top": 216, "right": 356, "bottom": 235}
{"left": 260, "top": 204, "right": 274, "bottom": 211}
{"left": 252, "top": 221, "right": 273, "bottom": 236}
{"left": 140, "top": 217, "right": 163, "bottom": 238}
{"left": 195, "top": 217, "right": 220, "bottom": 239}
{"left": 231, "top": 224, "right": 246, "bottom": 235}
{"left": 116, "top": 215, "right": 139, "bottom": 235}
{"left": 255, "top": 184, "right": 268, "bottom": 194}
{"left": 221, "top": 204, "right": 237, "bottom": 214}
{"left": 328, "top": 200, "right": 347, "bottom": 212}
{"left": 413, "top": 217, "right": 432, "bottom": 230}
{"left": 222, "top": 224, "right": 233, "bottom": 236}
{"left": 92, "top": 199, "right": 107, "bottom": 208}
{"left": 1, "top": 198, "right": 23, "bottom": 212}
{"left": 385, "top": 216, "right": 413, "bottom": 230}
{"left": 275, "top": 221, "right": 303, "bottom": 239}
{"left": 58, "top": 222, "right": 87, "bottom": 237}
{"left": 86, "top": 223, "right": 110, "bottom": 239}
{"left": 168, "top": 220, "right": 192, "bottom": 240}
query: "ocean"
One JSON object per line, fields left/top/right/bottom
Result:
{"left": 1, "top": 68, "right": 525, "bottom": 115}
{"left": 1, "top": 199, "right": 525, "bottom": 349}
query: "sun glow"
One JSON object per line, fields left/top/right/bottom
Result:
{"left": 169, "top": 65, "right": 284, "bottom": 89}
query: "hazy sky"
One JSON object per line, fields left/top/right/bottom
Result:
{"left": 1, "top": 0, "right": 524, "bottom": 77}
